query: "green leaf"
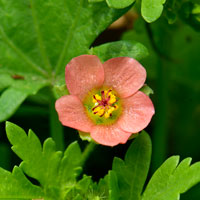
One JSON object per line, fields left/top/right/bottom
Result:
{"left": 5, "top": 121, "right": 83, "bottom": 200}
{"left": 0, "top": 88, "right": 27, "bottom": 122}
{"left": 91, "top": 40, "right": 149, "bottom": 62}
{"left": 6, "top": 122, "right": 62, "bottom": 189}
{"left": 142, "top": 156, "right": 200, "bottom": 200}
{"left": 141, "top": 0, "right": 166, "bottom": 23}
{"left": 0, "top": 75, "right": 47, "bottom": 122}
{"left": 76, "top": 175, "right": 93, "bottom": 192}
{"left": 65, "top": 175, "right": 94, "bottom": 199}
{"left": 192, "top": 3, "right": 200, "bottom": 14}
{"left": 52, "top": 84, "right": 69, "bottom": 100}
{"left": 112, "top": 131, "right": 152, "bottom": 200}
{"left": 106, "top": 0, "right": 135, "bottom": 9}
{"left": 5, "top": 122, "right": 110, "bottom": 199}
{"left": 94, "top": 175, "right": 109, "bottom": 199}
{"left": 0, "top": 0, "right": 129, "bottom": 121}
{"left": 0, "top": 166, "right": 43, "bottom": 199}
{"left": 89, "top": 0, "right": 104, "bottom": 2}
{"left": 78, "top": 130, "right": 93, "bottom": 142}
{"left": 0, "top": 74, "right": 13, "bottom": 92}
{"left": 59, "top": 142, "right": 82, "bottom": 185}
{"left": 108, "top": 171, "right": 119, "bottom": 200}
{"left": 140, "top": 84, "right": 154, "bottom": 96}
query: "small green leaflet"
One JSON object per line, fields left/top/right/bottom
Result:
{"left": 88, "top": 0, "right": 166, "bottom": 22}
{"left": 106, "top": 0, "right": 135, "bottom": 9}
{"left": 90, "top": 40, "right": 149, "bottom": 62}
{"left": 141, "top": 0, "right": 167, "bottom": 23}
{"left": 88, "top": 0, "right": 135, "bottom": 9}
{"left": 110, "top": 132, "right": 152, "bottom": 200}
{"left": 140, "top": 84, "right": 154, "bottom": 96}
{"left": 142, "top": 156, "right": 200, "bottom": 200}
{"left": 0, "top": 166, "right": 43, "bottom": 199}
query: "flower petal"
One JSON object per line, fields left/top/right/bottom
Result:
{"left": 119, "top": 91, "right": 155, "bottom": 133}
{"left": 103, "top": 57, "right": 146, "bottom": 98}
{"left": 91, "top": 124, "right": 132, "bottom": 146}
{"left": 55, "top": 95, "right": 93, "bottom": 132}
{"left": 65, "top": 55, "right": 104, "bottom": 100}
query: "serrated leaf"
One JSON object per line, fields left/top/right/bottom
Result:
{"left": 0, "top": 166, "right": 43, "bottom": 199}
{"left": 91, "top": 40, "right": 149, "bottom": 62}
{"left": 77, "top": 175, "right": 93, "bottom": 191}
{"left": 142, "top": 156, "right": 200, "bottom": 200}
{"left": 141, "top": 0, "right": 166, "bottom": 23}
{"left": 65, "top": 175, "right": 94, "bottom": 199}
{"left": 112, "top": 131, "right": 152, "bottom": 200}
{"left": 0, "top": 0, "right": 129, "bottom": 121}
{"left": 5, "top": 121, "right": 84, "bottom": 200}
{"left": 6, "top": 122, "right": 62, "bottom": 189}
{"left": 106, "top": 0, "right": 135, "bottom": 9}
{"left": 95, "top": 175, "right": 109, "bottom": 199}
{"left": 59, "top": 141, "right": 82, "bottom": 185}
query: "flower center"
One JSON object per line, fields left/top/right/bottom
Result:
{"left": 83, "top": 87, "right": 122, "bottom": 125}
{"left": 92, "top": 89, "right": 118, "bottom": 119}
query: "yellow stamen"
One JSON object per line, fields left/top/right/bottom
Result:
{"left": 108, "top": 94, "right": 117, "bottom": 104}
{"left": 104, "top": 112, "right": 110, "bottom": 118}
{"left": 104, "top": 107, "right": 115, "bottom": 118}
{"left": 93, "top": 106, "right": 101, "bottom": 113}
{"left": 114, "top": 104, "right": 118, "bottom": 110}
{"left": 93, "top": 94, "right": 102, "bottom": 103}
{"left": 97, "top": 108, "right": 105, "bottom": 116}
{"left": 93, "top": 106, "right": 105, "bottom": 116}
{"left": 92, "top": 88, "right": 118, "bottom": 118}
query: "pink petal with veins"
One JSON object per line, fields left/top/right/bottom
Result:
{"left": 103, "top": 57, "right": 146, "bottom": 98}
{"left": 65, "top": 55, "right": 104, "bottom": 100}
{"left": 91, "top": 124, "right": 132, "bottom": 147}
{"left": 55, "top": 95, "right": 93, "bottom": 132}
{"left": 118, "top": 91, "right": 155, "bottom": 133}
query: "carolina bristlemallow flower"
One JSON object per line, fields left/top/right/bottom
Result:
{"left": 55, "top": 55, "right": 155, "bottom": 146}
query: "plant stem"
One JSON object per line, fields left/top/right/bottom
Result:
{"left": 49, "top": 98, "right": 65, "bottom": 151}
{"left": 80, "top": 142, "right": 97, "bottom": 167}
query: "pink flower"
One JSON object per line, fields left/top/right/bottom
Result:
{"left": 55, "top": 55, "right": 155, "bottom": 146}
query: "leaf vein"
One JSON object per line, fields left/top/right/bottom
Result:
{"left": 54, "top": 0, "right": 84, "bottom": 75}
{"left": 0, "top": 26, "right": 47, "bottom": 77}
{"left": 30, "top": 0, "right": 52, "bottom": 74}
